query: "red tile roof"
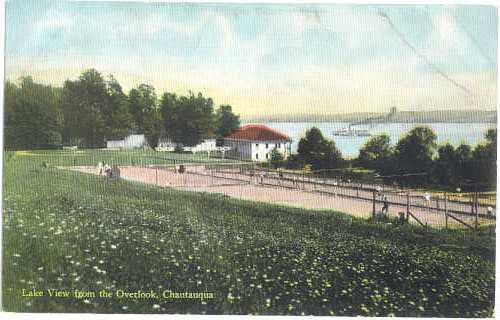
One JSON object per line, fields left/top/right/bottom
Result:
{"left": 226, "top": 124, "right": 291, "bottom": 141}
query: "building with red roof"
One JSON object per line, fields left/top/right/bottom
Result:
{"left": 224, "top": 124, "right": 292, "bottom": 162}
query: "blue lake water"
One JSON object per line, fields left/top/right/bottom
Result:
{"left": 257, "top": 122, "right": 496, "bottom": 158}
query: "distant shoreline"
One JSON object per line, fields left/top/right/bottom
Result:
{"left": 243, "top": 110, "right": 497, "bottom": 124}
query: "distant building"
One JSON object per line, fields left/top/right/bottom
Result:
{"left": 224, "top": 124, "right": 292, "bottom": 162}
{"left": 156, "top": 138, "right": 218, "bottom": 153}
{"left": 106, "top": 134, "right": 147, "bottom": 149}
{"left": 183, "top": 139, "right": 217, "bottom": 153}
{"left": 156, "top": 137, "right": 178, "bottom": 152}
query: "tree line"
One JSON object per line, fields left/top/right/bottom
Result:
{"left": 272, "top": 126, "right": 496, "bottom": 190}
{"left": 5, "top": 69, "right": 240, "bottom": 150}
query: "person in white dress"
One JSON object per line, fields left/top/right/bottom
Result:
{"left": 98, "top": 161, "right": 103, "bottom": 175}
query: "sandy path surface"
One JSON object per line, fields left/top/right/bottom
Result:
{"left": 66, "top": 166, "right": 492, "bottom": 228}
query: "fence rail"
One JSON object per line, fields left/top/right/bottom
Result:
{"left": 210, "top": 165, "right": 495, "bottom": 230}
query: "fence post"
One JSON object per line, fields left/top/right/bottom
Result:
{"left": 372, "top": 190, "right": 376, "bottom": 218}
{"left": 474, "top": 190, "right": 479, "bottom": 231}
{"left": 471, "top": 194, "right": 475, "bottom": 219}
{"left": 406, "top": 192, "right": 410, "bottom": 222}
{"left": 444, "top": 193, "right": 448, "bottom": 230}
{"left": 211, "top": 166, "right": 214, "bottom": 186}
{"left": 155, "top": 167, "right": 158, "bottom": 186}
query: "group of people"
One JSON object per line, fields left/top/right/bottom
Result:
{"left": 97, "top": 161, "right": 113, "bottom": 178}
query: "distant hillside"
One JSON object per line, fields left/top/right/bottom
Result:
{"left": 244, "top": 110, "right": 497, "bottom": 123}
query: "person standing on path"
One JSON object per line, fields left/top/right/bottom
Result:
{"left": 381, "top": 194, "right": 389, "bottom": 214}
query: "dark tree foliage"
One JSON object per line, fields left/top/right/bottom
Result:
{"left": 354, "top": 126, "right": 496, "bottom": 190}
{"left": 159, "top": 92, "right": 179, "bottom": 142}
{"left": 160, "top": 91, "right": 215, "bottom": 147}
{"left": 127, "top": 84, "right": 162, "bottom": 148}
{"left": 5, "top": 70, "right": 241, "bottom": 151}
{"left": 297, "top": 127, "right": 343, "bottom": 170}
{"left": 61, "top": 69, "right": 109, "bottom": 147}
{"left": 357, "top": 134, "right": 393, "bottom": 174}
{"left": 5, "top": 78, "right": 62, "bottom": 149}
{"left": 455, "top": 143, "right": 474, "bottom": 182}
{"left": 105, "top": 76, "right": 134, "bottom": 140}
{"left": 128, "top": 84, "right": 157, "bottom": 134}
{"left": 394, "top": 126, "right": 437, "bottom": 180}
{"left": 143, "top": 109, "right": 163, "bottom": 149}
{"left": 214, "top": 105, "right": 240, "bottom": 138}
{"left": 269, "top": 147, "right": 284, "bottom": 168}
{"left": 471, "top": 128, "right": 496, "bottom": 189}
{"left": 433, "top": 143, "right": 458, "bottom": 187}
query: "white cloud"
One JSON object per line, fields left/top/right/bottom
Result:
{"left": 7, "top": 5, "right": 496, "bottom": 117}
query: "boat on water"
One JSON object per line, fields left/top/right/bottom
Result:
{"left": 332, "top": 124, "right": 371, "bottom": 137}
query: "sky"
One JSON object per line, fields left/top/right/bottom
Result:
{"left": 5, "top": 1, "right": 498, "bottom": 117}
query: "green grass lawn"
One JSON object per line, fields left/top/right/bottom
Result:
{"left": 2, "top": 151, "right": 495, "bottom": 316}
{"left": 7, "top": 149, "right": 238, "bottom": 167}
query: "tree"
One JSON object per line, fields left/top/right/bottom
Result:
{"left": 143, "top": 109, "right": 163, "bottom": 149}
{"left": 472, "top": 128, "right": 496, "bottom": 189}
{"left": 160, "top": 91, "right": 214, "bottom": 147}
{"left": 357, "top": 134, "right": 393, "bottom": 173}
{"left": 61, "top": 69, "right": 108, "bottom": 147}
{"left": 105, "top": 75, "right": 133, "bottom": 140}
{"left": 455, "top": 143, "right": 473, "bottom": 182}
{"left": 297, "top": 127, "right": 343, "bottom": 170}
{"left": 4, "top": 81, "right": 19, "bottom": 148}
{"left": 394, "top": 126, "right": 437, "bottom": 174}
{"left": 214, "top": 105, "right": 240, "bottom": 138}
{"left": 269, "top": 147, "right": 284, "bottom": 168}
{"left": 433, "top": 143, "right": 458, "bottom": 186}
{"left": 160, "top": 92, "right": 179, "bottom": 141}
{"left": 485, "top": 128, "right": 497, "bottom": 146}
{"left": 5, "top": 77, "right": 62, "bottom": 149}
{"left": 128, "top": 84, "right": 157, "bottom": 134}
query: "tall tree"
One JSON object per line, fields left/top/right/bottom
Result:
{"left": 297, "top": 127, "right": 343, "bottom": 170}
{"left": 61, "top": 69, "right": 108, "bottom": 147}
{"left": 105, "top": 75, "right": 133, "bottom": 140}
{"left": 269, "top": 147, "right": 284, "bottom": 168}
{"left": 160, "top": 91, "right": 214, "bottom": 147}
{"left": 128, "top": 84, "right": 157, "bottom": 134}
{"left": 455, "top": 143, "right": 473, "bottom": 182}
{"left": 4, "top": 81, "right": 19, "bottom": 148}
{"left": 394, "top": 126, "right": 437, "bottom": 174}
{"left": 433, "top": 143, "right": 458, "bottom": 186}
{"left": 472, "top": 128, "right": 496, "bottom": 189}
{"left": 160, "top": 92, "right": 179, "bottom": 141}
{"left": 5, "top": 77, "right": 62, "bottom": 149}
{"left": 143, "top": 109, "right": 163, "bottom": 149}
{"left": 357, "top": 134, "right": 393, "bottom": 173}
{"left": 214, "top": 105, "right": 240, "bottom": 138}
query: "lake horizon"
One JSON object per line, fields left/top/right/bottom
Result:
{"left": 248, "top": 122, "right": 498, "bottom": 158}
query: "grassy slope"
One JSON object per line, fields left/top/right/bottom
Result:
{"left": 8, "top": 149, "right": 237, "bottom": 167}
{"left": 2, "top": 151, "right": 495, "bottom": 316}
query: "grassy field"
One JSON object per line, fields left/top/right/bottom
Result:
{"left": 2, "top": 150, "right": 495, "bottom": 316}
{"left": 6, "top": 149, "right": 237, "bottom": 167}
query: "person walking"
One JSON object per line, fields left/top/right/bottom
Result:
{"left": 98, "top": 161, "right": 103, "bottom": 175}
{"left": 381, "top": 194, "right": 389, "bottom": 214}
{"left": 104, "top": 163, "right": 112, "bottom": 178}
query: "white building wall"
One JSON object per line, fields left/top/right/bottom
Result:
{"left": 157, "top": 139, "right": 218, "bottom": 152}
{"left": 184, "top": 139, "right": 217, "bottom": 153}
{"left": 107, "top": 134, "right": 146, "bottom": 149}
{"left": 251, "top": 141, "right": 290, "bottom": 162}
{"left": 224, "top": 140, "right": 252, "bottom": 160}
{"left": 224, "top": 139, "right": 291, "bottom": 161}
{"left": 106, "top": 140, "right": 125, "bottom": 149}
{"left": 124, "top": 134, "right": 146, "bottom": 149}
